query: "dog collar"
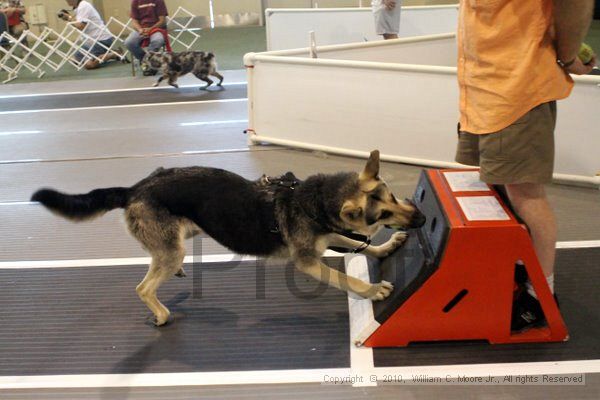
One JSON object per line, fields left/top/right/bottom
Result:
{"left": 263, "top": 173, "right": 371, "bottom": 252}
{"left": 263, "top": 172, "right": 300, "bottom": 235}
{"left": 263, "top": 173, "right": 299, "bottom": 190}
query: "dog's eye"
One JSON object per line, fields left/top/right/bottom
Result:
{"left": 370, "top": 194, "right": 381, "bottom": 202}
{"left": 379, "top": 210, "right": 393, "bottom": 220}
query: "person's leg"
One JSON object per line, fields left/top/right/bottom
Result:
{"left": 374, "top": 2, "right": 400, "bottom": 40}
{"left": 72, "top": 42, "right": 89, "bottom": 66}
{"left": 83, "top": 59, "right": 100, "bottom": 69}
{"left": 93, "top": 38, "right": 119, "bottom": 65}
{"left": 505, "top": 183, "right": 557, "bottom": 279}
{"left": 383, "top": 5, "right": 400, "bottom": 40}
{"left": 139, "top": 33, "right": 165, "bottom": 75}
{"left": 507, "top": 185, "right": 557, "bottom": 332}
{"left": 478, "top": 103, "right": 556, "bottom": 277}
{"left": 473, "top": 102, "right": 557, "bottom": 331}
{"left": 147, "top": 31, "right": 165, "bottom": 52}
{"left": 124, "top": 31, "right": 145, "bottom": 61}
{"left": 81, "top": 40, "right": 106, "bottom": 69}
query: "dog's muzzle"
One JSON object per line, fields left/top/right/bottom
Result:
{"left": 383, "top": 200, "right": 426, "bottom": 230}
{"left": 406, "top": 199, "right": 426, "bottom": 229}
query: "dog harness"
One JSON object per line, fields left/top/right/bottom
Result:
{"left": 263, "top": 173, "right": 371, "bottom": 254}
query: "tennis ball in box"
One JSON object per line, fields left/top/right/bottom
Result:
{"left": 578, "top": 43, "right": 595, "bottom": 65}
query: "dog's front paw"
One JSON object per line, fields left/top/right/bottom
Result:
{"left": 366, "top": 281, "right": 394, "bottom": 301}
{"left": 371, "top": 232, "right": 408, "bottom": 258}
{"left": 152, "top": 82, "right": 159, "bottom": 87}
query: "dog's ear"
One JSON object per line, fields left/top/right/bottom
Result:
{"left": 360, "top": 150, "right": 380, "bottom": 179}
{"left": 359, "top": 150, "right": 380, "bottom": 191}
{"left": 340, "top": 201, "right": 363, "bottom": 223}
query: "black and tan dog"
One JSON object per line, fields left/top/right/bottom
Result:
{"left": 32, "top": 151, "right": 425, "bottom": 326}
{"left": 141, "top": 50, "right": 224, "bottom": 90}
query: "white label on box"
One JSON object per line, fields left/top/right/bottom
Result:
{"left": 456, "top": 196, "right": 510, "bottom": 221}
{"left": 444, "top": 171, "right": 490, "bottom": 192}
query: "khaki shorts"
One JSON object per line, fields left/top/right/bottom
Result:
{"left": 455, "top": 101, "right": 557, "bottom": 184}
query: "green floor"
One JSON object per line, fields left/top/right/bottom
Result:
{"left": 2, "top": 20, "right": 599, "bottom": 85}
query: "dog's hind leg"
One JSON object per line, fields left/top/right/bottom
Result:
{"left": 126, "top": 202, "right": 187, "bottom": 325}
{"left": 195, "top": 73, "right": 213, "bottom": 90}
{"left": 137, "top": 246, "right": 185, "bottom": 325}
{"left": 168, "top": 73, "right": 179, "bottom": 88}
{"left": 173, "top": 220, "right": 202, "bottom": 278}
{"left": 211, "top": 71, "right": 224, "bottom": 86}
{"left": 153, "top": 75, "right": 165, "bottom": 87}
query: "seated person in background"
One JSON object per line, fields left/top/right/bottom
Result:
{"left": 124, "top": 0, "right": 169, "bottom": 75}
{"left": 0, "top": 10, "right": 8, "bottom": 40}
{"left": 60, "top": 0, "right": 120, "bottom": 70}
{"left": 0, "top": 0, "right": 29, "bottom": 47}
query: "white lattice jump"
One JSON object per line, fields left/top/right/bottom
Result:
{"left": 0, "top": 30, "right": 48, "bottom": 83}
{"left": 0, "top": 7, "right": 202, "bottom": 83}
{"left": 167, "top": 6, "right": 201, "bottom": 51}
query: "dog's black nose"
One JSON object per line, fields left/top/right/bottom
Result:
{"left": 406, "top": 199, "right": 426, "bottom": 229}
{"left": 409, "top": 210, "right": 426, "bottom": 228}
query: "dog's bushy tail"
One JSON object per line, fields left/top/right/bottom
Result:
{"left": 31, "top": 187, "right": 130, "bottom": 221}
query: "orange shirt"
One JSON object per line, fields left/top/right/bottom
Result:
{"left": 457, "top": 0, "right": 574, "bottom": 134}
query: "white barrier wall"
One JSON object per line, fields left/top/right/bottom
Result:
{"left": 245, "top": 34, "right": 600, "bottom": 187}
{"left": 265, "top": 5, "right": 458, "bottom": 51}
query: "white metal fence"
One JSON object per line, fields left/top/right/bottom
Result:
{"left": 0, "top": 6, "right": 201, "bottom": 83}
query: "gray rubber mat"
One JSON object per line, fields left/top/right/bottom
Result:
{"left": 374, "top": 247, "right": 600, "bottom": 366}
{"left": 0, "top": 123, "right": 250, "bottom": 163}
{"left": 0, "top": 85, "right": 246, "bottom": 112}
{"left": 0, "top": 100, "right": 248, "bottom": 134}
{"left": 0, "top": 259, "right": 349, "bottom": 375}
{"left": 3, "top": 375, "right": 599, "bottom": 400}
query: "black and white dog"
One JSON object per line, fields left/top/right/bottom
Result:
{"left": 142, "top": 50, "right": 224, "bottom": 90}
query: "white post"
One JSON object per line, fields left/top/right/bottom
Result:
{"left": 309, "top": 30, "right": 317, "bottom": 58}
{"left": 243, "top": 52, "right": 256, "bottom": 145}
